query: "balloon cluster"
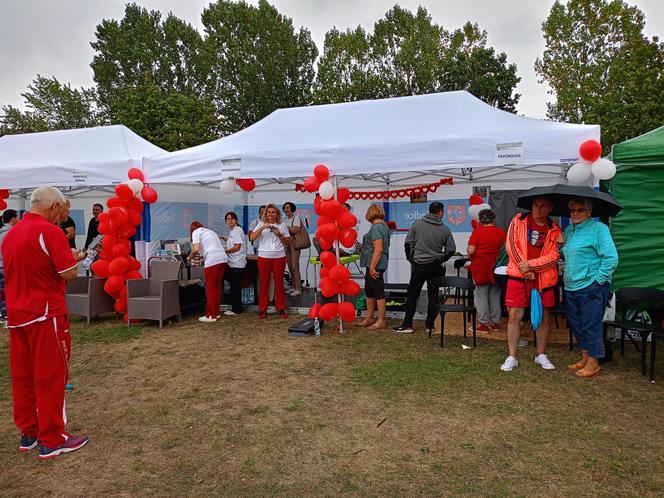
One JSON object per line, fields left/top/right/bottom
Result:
{"left": 219, "top": 178, "right": 257, "bottom": 194}
{"left": 305, "top": 164, "right": 359, "bottom": 324}
{"left": 567, "top": 140, "right": 616, "bottom": 184}
{"left": 468, "top": 194, "right": 491, "bottom": 230}
{"left": 90, "top": 167, "right": 158, "bottom": 322}
{"left": 0, "top": 189, "right": 10, "bottom": 210}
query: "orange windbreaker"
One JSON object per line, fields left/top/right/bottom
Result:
{"left": 505, "top": 213, "right": 560, "bottom": 291}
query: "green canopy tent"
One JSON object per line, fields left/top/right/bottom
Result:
{"left": 605, "top": 126, "right": 664, "bottom": 290}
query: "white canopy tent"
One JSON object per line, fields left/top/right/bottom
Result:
{"left": 0, "top": 125, "right": 166, "bottom": 191}
{"left": 143, "top": 90, "right": 600, "bottom": 186}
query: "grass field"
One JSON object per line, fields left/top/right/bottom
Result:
{"left": 1, "top": 314, "right": 663, "bottom": 497}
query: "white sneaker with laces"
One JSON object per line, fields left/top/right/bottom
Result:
{"left": 198, "top": 316, "right": 217, "bottom": 323}
{"left": 534, "top": 354, "right": 556, "bottom": 370}
{"left": 500, "top": 356, "right": 519, "bottom": 372}
{"left": 518, "top": 338, "right": 528, "bottom": 347}
{"left": 224, "top": 310, "right": 237, "bottom": 316}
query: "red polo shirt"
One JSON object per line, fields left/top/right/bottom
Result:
{"left": 1, "top": 212, "right": 77, "bottom": 327}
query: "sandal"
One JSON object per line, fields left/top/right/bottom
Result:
{"left": 575, "top": 366, "right": 601, "bottom": 378}
{"left": 567, "top": 360, "right": 587, "bottom": 371}
{"left": 357, "top": 319, "right": 376, "bottom": 327}
{"left": 367, "top": 322, "right": 386, "bottom": 330}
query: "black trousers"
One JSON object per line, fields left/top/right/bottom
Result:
{"left": 228, "top": 267, "right": 244, "bottom": 314}
{"left": 401, "top": 261, "right": 445, "bottom": 328}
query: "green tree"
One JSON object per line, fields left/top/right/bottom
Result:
{"left": 0, "top": 75, "right": 103, "bottom": 135}
{"left": 314, "top": 7, "right": 520, "bottom": 111}
{"left": 535, "top": 0, "right": 664, "bottom": 149}
{"left": 90, "top": 3, "right": 219, "bottom": 150}
{"left": 201, "top": 0, "right": 318, "bottom": 134}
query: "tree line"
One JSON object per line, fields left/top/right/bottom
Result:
{"left": 2, "top": 0, "right": 663, "bottom": 151}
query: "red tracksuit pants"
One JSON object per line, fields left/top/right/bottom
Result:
{"left": 10, "top": 314, "right": 70, "bottom": 448}
{"left": 204, "top": 263, "right": 227, "bottom": 318}
{"left": 258, "top": 256, "right": 287, "bottom": 313}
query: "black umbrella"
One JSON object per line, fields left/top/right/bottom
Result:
{"left": 516, "top": 184, "right": 622, "bottom": 218}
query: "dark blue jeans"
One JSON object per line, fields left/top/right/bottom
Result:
{"left": 565, "top": 281, "right": 610, "bottom": 358}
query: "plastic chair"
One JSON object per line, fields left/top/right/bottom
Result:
{"left": 432, "top": 276, "right": 476, "bottom": 348}
{"left": 602, "top": 287, "right": 664, "bottom": 381}
{"left": 127, "top": 260, "right": 182, "bottom": 328}
{"left": 66, "top": 276, "right": 115, "bottom": 324}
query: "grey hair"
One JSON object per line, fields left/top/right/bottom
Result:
{"left": 478, "top": 209, "right": 496, "bottom": 225}
{"left": 568, "top": 197, "right": 593, "bottom": 210}
{"left": 30, "top": 186, "right": 66, "bottom": 208}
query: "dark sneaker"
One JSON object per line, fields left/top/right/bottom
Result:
{"left": 278, "top": 311, "right": 288, "bottom": 319}
{"left": 258, "top": 311, "right": 267, "bottom": 319}
{"left": 19, "top": 435, "right": 39, "bottom": 452}
{"left": 392, "top": 325, "right": 414, "bottom": 334}
{"left": 39, "top": 434, "right": 89, "bottom": 460}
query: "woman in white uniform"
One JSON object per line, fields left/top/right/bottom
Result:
{"left": 188, "top": 221, "right": 228, "bottom": 322}
{"left": 223, "top": 212, "right": 247, "bottom": 315}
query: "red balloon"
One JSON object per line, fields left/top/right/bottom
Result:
{"left": 329, "top": 264, "right": 350, "bottom": 283}
{"left": 320, "top": 277, "right": 340, "bottom": 298}
{"left": 317, "top": 215, "right": 335, "bottom": 226}
{"left": 120, "top": 286, "right": 128, "bottom": 300}
{"left": 98, "top": 212, "right": 110, "bottom": 224}
{"left": 141, "top": 186, "right": 158, "bottom": 204}
{"left": 127, "top": 256, "right": 141, "bottom": 271}
{"left": 111, "top": 243, "right": 130, "bottom": 258}
{"left": 339, "top": 229, "right": 358, "bottom": 248}
{"left": 115, "top": 184, "right": 134, "bottom": 201}
{"left": 108, "top": 256, "right": 129, "bottom": 275}
{"left": 469, "top": 194, "right": 483, "bottom": 206}
{"left": 106, "top": 197, "right": 123, "bottom": 209}
{"left": 102, "top": 234, "right": 118, "bottom": 248}
{"left": 318, "top": 237, "right": 333, "bottom": 250}
{"left": 314, "top": 164, "right": 330, "bottom": 182}
{"left": 471, "top": 219, "right": 480, "bottom": 230}
{"left": 318, "top": 222, "right": 338, "bottom": 241}
{"left": 108, "top": 206, "right": 129, "bottom": 226}
{"left": 341, "top": 279, "right": 360, "bottom": 296}
{"left": 319, "top": 302, "right": 338, "bottom": 321}
{"left": 304, "top": 176, "right": 320, "bottom": 193}
{"left": 104, "top": 275, "right": 125, "bottom": 295}
{"left": 98, "top": 223, "right": 112, "bottom": 235}
{"left": 337, "top": 188, "right": 350, "bottom": 204}
{"left": 319, "top": 251, "right": 337, "bottom": 267}
{"left": 337, "top": 211, "right": 357, "bottom": 230}
{"left": 579, "top": 139, "right": 602, "bottom": 162}
{"left": 321, "top": 200, "right": 343, "bottom": 218}
{"left": 308, "top": 303, "right": 321, "bottom": 319}
{"left": 236, "top": 178, "right": 256, "bottom": 192}
{"left": 0, "top": 199, "right": 7, "bottom": 210}
{"left": 125, "top": 270, "right": 143, "bottom": 280}
{"left": 129, "top": 197, "right": 144, "bottom": 213}
{"left": 319, "top": 266, "right": 330, "bottom": 278}
{"left": 128, "top": 209, "right": 142, "bottom": 226}
{"left": 119, "top": 225, "right": 137, "bottom": 239}
{"left": 127, "top": 168, "right": 145, "bottom": 182}
{"left": 0, "top": 189, "right": 9, "bottom": 199}
{"left": 314, "top": 196, "right": 324, "bottom": 215}
{"left": 338, "top": 301, "right": 356, "bottom": 323}
{"left": 91, "top": 259, "right": 110, "bottom": 277}
{"left": 114, "top": 297, "right": 128, "bottom": 314}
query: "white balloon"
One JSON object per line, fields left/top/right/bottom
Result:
{"left": 127, "top": 178, "right": 144, "bottom": 195}
{"left": 318, "top": 180, "right": 335, "bottom": 200}
{"left": 469, "top": 204, "right": 482, "bottom": 221}
{"left": 591, "top": 158, "right": 616, "bottom": 180}
{"left": 219, "top": 179, "right": 236, "bottom": 194}
{"left": 567, "top": 162, "right": 592, "bottom": 184}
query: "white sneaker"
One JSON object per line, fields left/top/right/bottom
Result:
{"left": 500, "top": 356, "right": 519, "bottom": 372}
{"left": 518, "top": 338, "right": 528, "bottom": 347}
{"left": 198, "top": 316, "right": 217, "bottom": 323}
{"left": 224, "top": 310, "right": 237, "bottom": 316}
{"left": 534, "top": 354, "right": 556, "bottom": 370}
{"left": 289, "top": 289, "right": 302, "bottom": 296}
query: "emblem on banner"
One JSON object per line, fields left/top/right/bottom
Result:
{"left": 446, "top": 204, "right": 466, "bottom": 226}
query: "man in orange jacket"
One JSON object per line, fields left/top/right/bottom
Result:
{"left": 500, "top": 196, "right": 561, "bottom": 372}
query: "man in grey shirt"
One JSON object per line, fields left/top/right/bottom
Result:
{"left": 393, "top": 201, "right": 456, "bottom": 334}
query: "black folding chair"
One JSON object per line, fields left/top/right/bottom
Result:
{"left": 548, "top": 280, "right": 572, "bottom": 350}
{"left": 602, "top": 287, "right": 664, "bottom": 381}
{"left": 432, "top": 276, "right": 476, "bottom": 348}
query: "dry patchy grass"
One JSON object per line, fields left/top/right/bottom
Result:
{"left": 1, "top": 313, "right": 663, "bottom": 497}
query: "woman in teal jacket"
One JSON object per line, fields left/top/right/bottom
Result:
{"left": 561, "top": 197, "right": 618, "bottom": 378}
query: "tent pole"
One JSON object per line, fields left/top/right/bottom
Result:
{"left": 334, "top": 174, "right": 344, "bottom": 334}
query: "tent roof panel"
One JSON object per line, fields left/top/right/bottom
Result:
{"left": 611, "top": 125, "right": 664, "bottom": 166}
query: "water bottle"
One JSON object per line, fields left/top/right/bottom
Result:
{"left": 314, "top": 317, "right": 321, "bottom": 337}
{"left": 82, "top": 251, "right": 96, "bottom": 271}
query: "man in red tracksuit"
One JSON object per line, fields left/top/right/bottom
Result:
{"left": 2, "top": 186, "right": 88, "bottom": 459}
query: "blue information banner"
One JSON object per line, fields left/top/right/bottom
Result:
{"left": 69, "top": 209, "right": 86, "bottom": 235}
{"left": 391, "top": 198, "right": 473, "bottom": 233}
{"left": 150, "top": 202, "right": 209, "bottom": 241}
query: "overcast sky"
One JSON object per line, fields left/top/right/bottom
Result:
{"left": 1, "top": 0, "right": 663, "bottom": 118}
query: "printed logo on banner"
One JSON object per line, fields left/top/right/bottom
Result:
{"left": 446, "top": 204, "right": 466, "bottom": 226}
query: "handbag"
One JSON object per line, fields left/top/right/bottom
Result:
{"left": 291, "top": 225, "right": 311, "bottom": 250}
